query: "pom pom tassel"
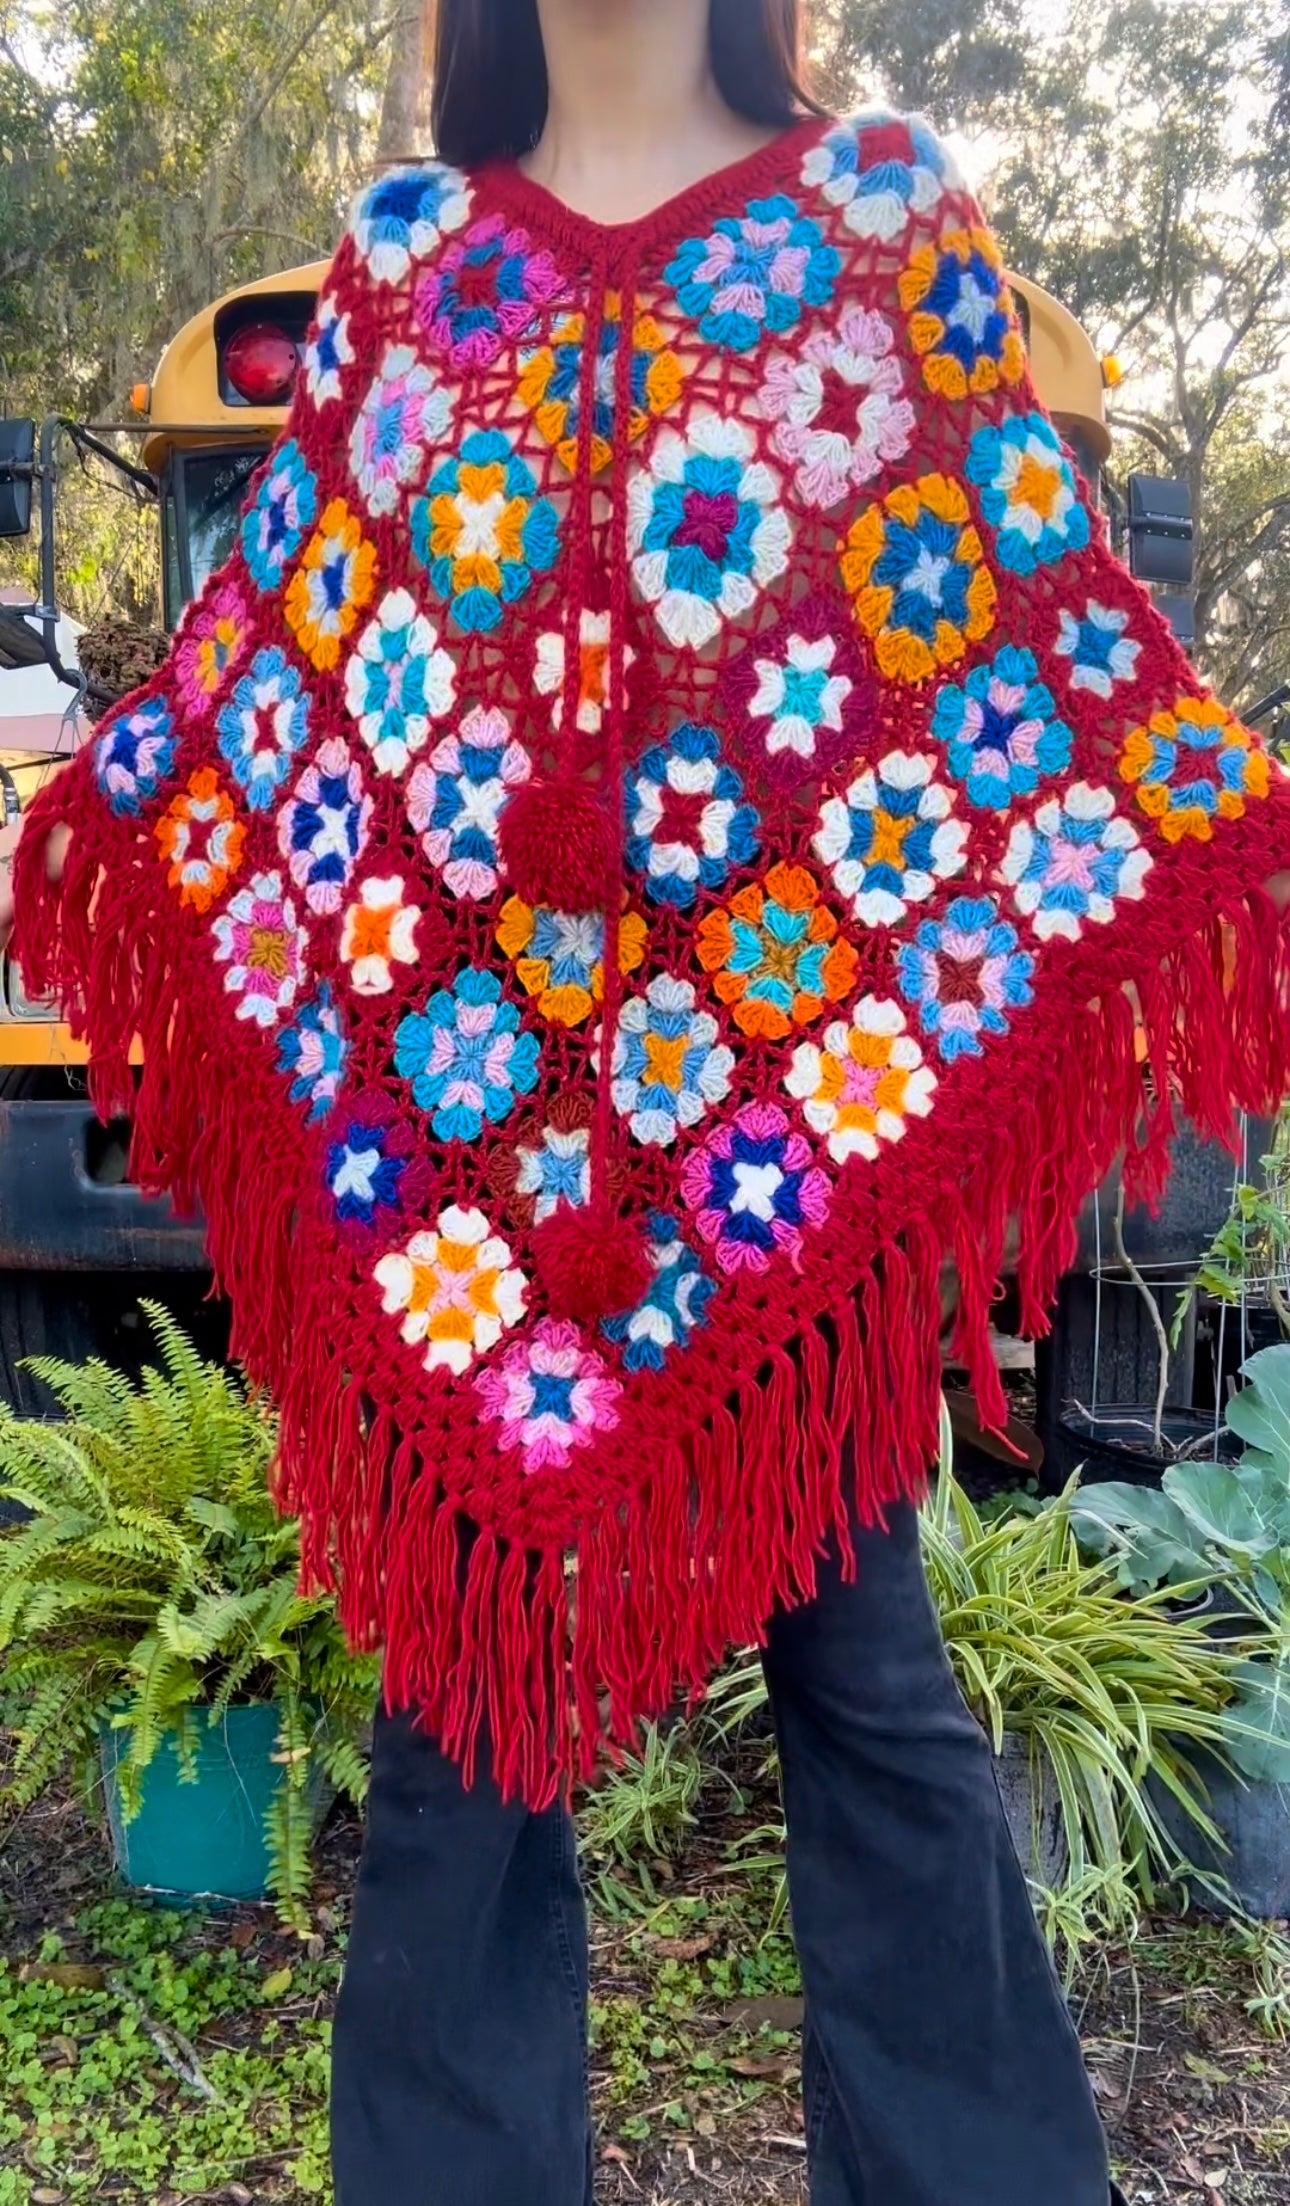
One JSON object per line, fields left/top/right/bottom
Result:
{"left": 532, "top": 1200, "right": 652, "bottom": 1325}
{"left": 499, "top": 777, "right": 617, "bottom": 914}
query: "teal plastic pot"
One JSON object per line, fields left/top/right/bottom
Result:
{"left": 101, "top": 1704, "right": 322, "bottom": 1904}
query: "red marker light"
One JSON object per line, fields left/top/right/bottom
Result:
{"left": 224, "top": 323, "right": 299, "bottom": 405}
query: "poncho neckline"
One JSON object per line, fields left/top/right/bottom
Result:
{"left": 16, "top": 104, "right": 1290, "bottom": 1803}
{"left": 490, "top": 113, "right": 825, "bottom": 252}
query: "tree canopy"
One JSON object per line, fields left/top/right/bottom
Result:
{"left": 0, "top": 0, "right": 387, "bottom": 419}
{"left": 980, "top": 0, "right": 1290, "bottom": 705}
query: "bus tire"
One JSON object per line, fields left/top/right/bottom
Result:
{"left": 0, "top": 1071, "right": 99, "bottom": 1432}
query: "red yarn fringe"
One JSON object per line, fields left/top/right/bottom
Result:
{"left": 14, "top": 770, "right": 1290, "bottom": 1807}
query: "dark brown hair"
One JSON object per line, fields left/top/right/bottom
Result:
{"left": 431, "top": 0, "right": 826, "bottom": 169}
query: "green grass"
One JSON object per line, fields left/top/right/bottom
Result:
{"left": 0, "top": 1899, "right": 336, "bottom": 2200}
{"left": 591, "top": 1875, "right": 804, "bottom": 2141}
{"left": 1130, "top": 1916, "right": 1290, "bottom": 2036}
{"left": 0, "top": 1860, "right": 810, "bottom": 2197}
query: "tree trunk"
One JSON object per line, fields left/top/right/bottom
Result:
{"left": 375, "top": 0, "right": 437, "bottom": 167}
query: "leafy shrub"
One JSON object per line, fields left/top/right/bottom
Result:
{"left": 1071, "top": 1344, "right": 1290, "bottom": 1784}
{"left": 922, "top": 1473, "right": 1235, "bottom": 1944}
{"left": 584, "top": 1460, "right": 1240, "bottom": 1952}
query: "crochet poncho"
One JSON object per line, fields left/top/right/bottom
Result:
{"left": 18, "top": 109, "right": 1290, "bottom": 1801}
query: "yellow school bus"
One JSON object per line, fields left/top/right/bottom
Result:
{"left": 0, "top": 260, "right": 1117, "bottom": 1389}
{"left": 139, "top": 262, "right": 1112, "bottom": 605}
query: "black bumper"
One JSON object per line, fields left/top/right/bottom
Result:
{"left": 0, "top": 1100, "right": 206, "bottom": 1269}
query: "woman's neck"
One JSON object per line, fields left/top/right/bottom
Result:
{"left": 521, "top": 0, "right": 779, "bottom": 224}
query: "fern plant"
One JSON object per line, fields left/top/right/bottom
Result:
{"left": 0, "top": 1304, "right": 378, "bottom": 1927}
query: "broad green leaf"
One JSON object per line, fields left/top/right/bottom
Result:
{"left": 1223, "top": 1661, "right": 1290, "bottom": 1784}
{"left": 1069, "top": 1484, "right": 1205, "bottom": 1591}
{"left": 1226, "top": 1344, "right": 1290, "bottom": 1472}
{"left": 1161, "top": 1462, "right": 1277, "bottom": 1558}
{"left": 1230, "top": 1463, "right": 1290, "bottom": 1550}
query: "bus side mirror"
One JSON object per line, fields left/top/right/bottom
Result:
{"left": 1126, "top": 473, "right": 1194, "bottom": 588}
{"left": 0, "top": 419, "right": 35, "bottom": 538}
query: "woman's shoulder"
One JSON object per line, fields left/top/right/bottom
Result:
{"left": 339, "top": 159, "right": 478, "bottom": 286}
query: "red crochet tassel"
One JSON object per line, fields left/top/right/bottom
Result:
{"left": 499, "top": 777, "right": 617, "bottom": 914}
{"left": 532, "top": 1200, "right": 652, "bottom": 1325}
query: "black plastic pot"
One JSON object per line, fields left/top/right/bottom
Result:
{"left": 1152, "top": 1746, "right": 1290, "bottom": 1920}
{"left": 1037, "top": 1121, "right": 1273, "bottom": 1488}
{"left": 1241, "top": 1304, "right": 1290, "bottom": 1358}
{"left": 1055, "top": 1406, "right": 1240, "bottom": 1489}
{"left": 1166, "top": 1587, "right": 1258, "bottom": 1646}
{"left": 1075, "top": 1129, "right": 1269, "bottom": 1274}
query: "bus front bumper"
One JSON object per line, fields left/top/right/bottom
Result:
{"left": 0, "top": 1100, "right": 206, "bottom": 1269}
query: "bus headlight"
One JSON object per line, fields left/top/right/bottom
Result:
{"left": 2, "top": 953, "right": 58, "bottom": 1021}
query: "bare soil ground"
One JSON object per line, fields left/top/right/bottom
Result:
{"left": 0, "top": 1776, "right": 1286, "bottom": 2204}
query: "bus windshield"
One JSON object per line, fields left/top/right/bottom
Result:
{"left": 163, "top": 447, "right": 265, "bottom": 622}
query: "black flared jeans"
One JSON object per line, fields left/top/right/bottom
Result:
{"left": 331, "top": 1504, "right": 1118, "bottom": 2205}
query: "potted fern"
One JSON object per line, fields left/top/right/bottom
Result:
{"left": 0, "top": 1305, "right": 377, "bottom": 1926}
